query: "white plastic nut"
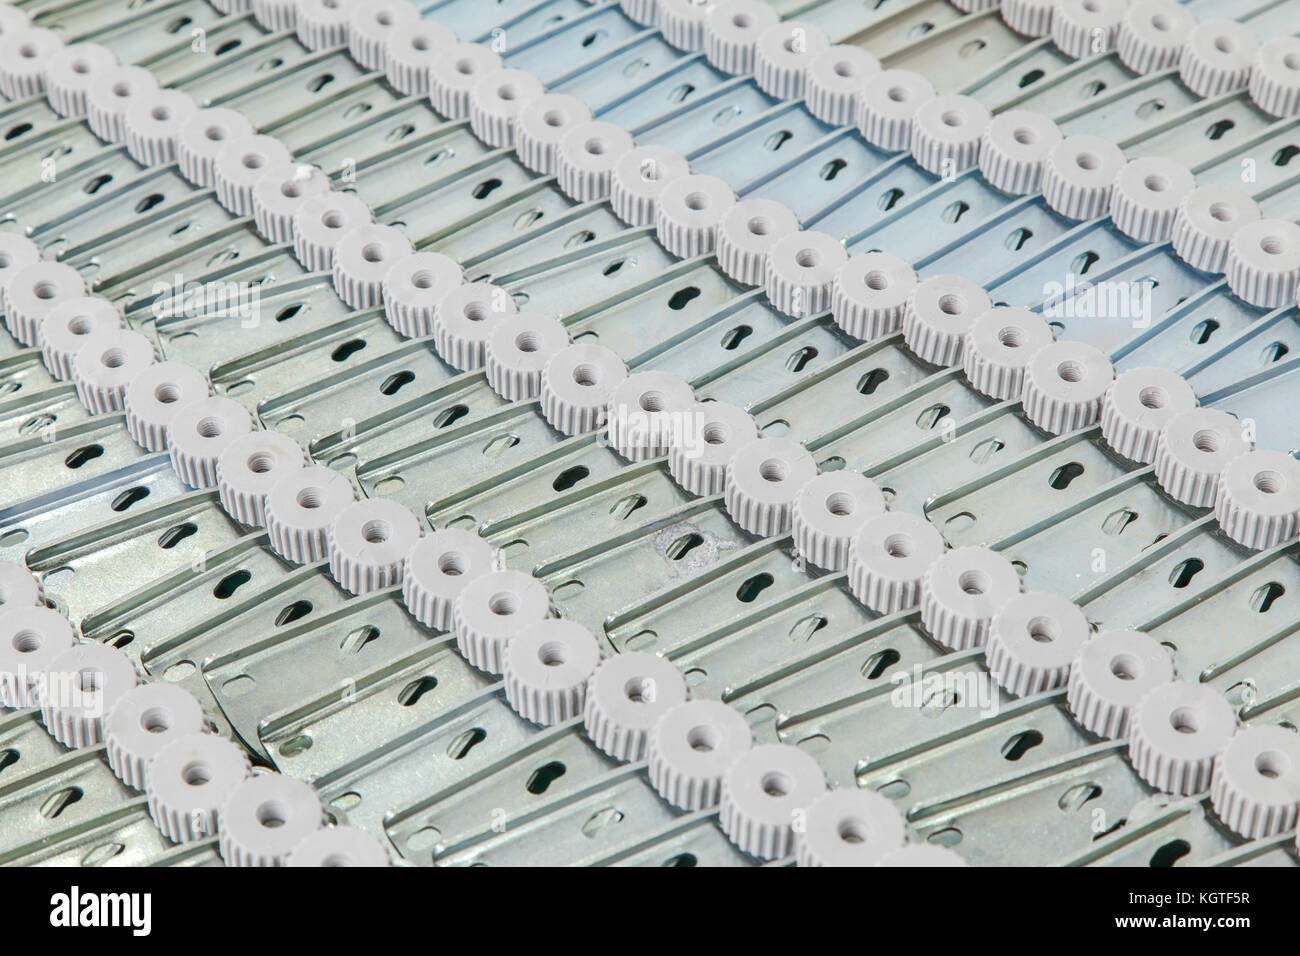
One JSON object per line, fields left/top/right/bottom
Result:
{"left": 175, "top": 107, "right": 256, "bottom": 188}
{"left": 1214, "top": 449, "right": 1300, "bottom": 551}
{"left": 514, "top": 93, "right": 594, "bottom": 175}
{"left": 401, "top": 528, "right": 498, "bottom": 631}
{"left": 1001, "top": 0, "right": 1056, "bottom": 37}
{"left": 41, "top": 642, "right": 138, "bottom": 749}
{"left": 382, "top": 250, "right": 465, "bottom": 339}
{"left": 0, "top": 26, "right": 61, "bottom": 100}
{"left": 540, "top": 342, "right": 629, "bottom": 436}
{"left": 791, "top": 471, "right": 888, "bottom": 571}
{"left": 1171, "top": 184, "right": 1261, "bottom": 274}
{"left": 610, "top": 145, "right": 691, "bottom": 227}
{"left": 920, "top": 545, "right": 1023, "bottom": 650}
{"left": 647, "top": 699, "right": 752, "bottom": 810}
{"left": 216, "top": 430, "right": 308, "bottom": 526}
{"left": 618, "top": 0, "right": 660, "bottom": 27}
{"left": 1109, "top": 157, "right": 1196, "bottom": 244}
{"left": 433, "top": 281, "right": 518, "bottom": 371}
{"left": 384, "top": 20, "right": 459, "bottom": 96}
{"left": 0, "top": 232, "right": 41, "bottom": 315}
{"left": 902, "top": 273, "right": 992, "bottom": 366}
{"left": 264, "top": 465, "right": 358, "bottom": 564}
{"left": 655, "top": 173, "right": 736, "bottom": 259}
{"left": 123, "top": 88, "right": 198, "bottom": 167}
{"left": 1210, "top": 725, "right": 1300, "bottom": 839}
{"left": 556, "top": 120, "right": 635, "bottom": 202}
{"left": 219, "top": 774, "right": 324, "bottom": 867}
{"left": 292, "top": 191, "right": 373, "bottom": 273}
{"left": 1041, "top": 134, "right": 1125, "bottom": 221}
{"left": 704, "top": 0, "right": 778, "bottom": 74}
{"left": 1051, "top": 0, "right": 1124, "bottom": 59}
{"left": 105, "top": 683, "right": 207, "bottom": 790}
{"left": 831, "top": 252, "right": 917, "bottom": 341}
{"left": 910, "top": 94, "right": 991, "bottom": 178}
{"left": 429, "top": 42, "right": 503, "bottom": 121}
{"left": 0, "top": 561, "right": 43, "bottom": 611}
{"left": 805, "top": 45, "right": 881, "bottom": 127}
{"left": 962, "top": 305, "right": 1055, "bottom": 401}
{"left": 847, "top": 511, "right": 947, "bottom": 614}
{"left": 856, "top": 69, "right": 935, "bottom": 153}
{"left": 287, "top": 826, "right": 391, "bottom": 866}
{"left": 167, "top": 396, "right": 254, "bottom": 490}
{"left": 1066, "top": 627, "right": 1174, "bottom": 738}
{"left": 0, "top": 607, "right": 76, "bottom": 710}
{"left": 39, "top": 296, "right": 123, "bottom": 381}
{"left": 295, "top": 0, "right": 356, "bottom": 50}
{"left": 1179, "top": 20, "right": 1258, "bottom": 98}
{"left": 765, "top": 230, "right": 848, "bottom": 318}
{"left": 716, "top": 197, "right": 802, "bottom": 287}
{"left": 253, "top": 0, "right": 297, "bottom": 31}
{"left": 1225, "top": 218, "right": 1300, "bottom": 309}
{"left": 252, "top": 163, "right": 331, "bottom": 244}
{"left": 6, "top": 260, "right": 88, "bottom": 348}
{"left": 502, "top": 619, "right": 603, "bottom": 725}
{"left": 723, "top": 435, "right": 819, "bottom": 537}
{"left": 659, "top": 0, "right": 713, "bottom": 51}
{"left": 43, "top": 42, "right": 117, "bottom": 118}
{"left": 795, "top": 788, "right": 906, "bottom": 867}
{"left": 605, "top": 370, "right": 695, "bottom": 461}
{"left": 668, "top": 399, "right": 759, "bottom": 496}
{"left": 486, "top": 312, "right": 570, "bottom": 402}
{"left": 214, "top": 134, "right": 293, "bottom": 217}
{"left": 1020, "top": 340, "right": 1114, "bottom": 435}
{"left": 718, "top": 743, "right": 825, "bottom": 860}
{"left": 1153, "top": 408, "right": 1252, "bottom": 507}
{"left": 452, "top": 569, "right": 552, "bottom": 674}
{"left": 86, "top": 64, "right": 159, "bottom": 143}
{"left": 753, "top": 21, "right": 829, "bottom": 100}
{"left": 327, "top": 497, "right": 423, "bottom": 594}
{"left": 72, "top": 328, "right": 157, "bottom": 416}
{"left": 1099, "top": 366, "right": 1198, "bottom": 464}
{"left": 123, "top": 361, "right": 210, "bottom": 452}
{"left": 347, "top": 0, "right": 417, "bottom": 71}
{"left": 331, "top": 223, "right": 413, "bottom": 310}
{"left": 978, "top": 109, "right": 1062, "bottom": 195}
{"left": 469, "top": 68, "right": 545, "bottom": 148}
{"left": 584, "top": 651, "right": 689, "bottom": 762}
{"left": 1116, "top": 0, "right": 1195, "bottom": 74}
{"left": 1248, "top": 37, "right": 1300, "bottom": 117}
{"left": 146, "top": 732, "right": 249, "bottom": 843}
{"left": 1128, "top": 680, "right": 1237, "bottom": 795}
{"left": 985, "top": 590, "right": 1091, "bottom": 697}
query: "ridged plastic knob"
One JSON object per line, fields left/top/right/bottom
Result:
{"left": 723, "top": 435, "right": 820, "bottom": 537}
{"left": 1020, "top": 340, "right": 1114, "bottom": 435}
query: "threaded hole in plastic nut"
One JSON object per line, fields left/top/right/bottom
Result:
{"left": 747, "top": 216, "right": 771, "bottom": 236}
{"left": 34, "top": 281, "right": 58, "bottom": 301}
{"left": 246, "top": 453, "right": 275, "bottom": 474}
{"left": 322, "top": 210, "right": 346, "bottom": 229}
{"left": 464, "top": 301, "right": 490, "bottom": 322}
{"left": 537, "top": 640, "right": 568, "bottom": 667}
{"left": 1110, "top": 652, "right": 1139, "bottom": 680}
{"left": 410, "top": 270, "right": 436, "bottom": 289}
{"left": 195, "top": 416, "right": 225, "bottom": 439}
{"left": 361, "top": 242, "right": 386, "bottom": 264}
{"left": 864, "top": 270, "right": 889, "bottom": 291}
{"left": 1255, "top": 750, "right": 1287, "bottom": 778}
{"left": 280, "top": 180, "right": 302, "bottom": 198}
{"left": 497, "top": 83, "right": 518, "bottom": 102}
{"left": 623, "top": 676, "right": 653, "bottom": 703}
{"left": 686, "top": 724, "right": 719, "bottom": 752}
{"left": 113, "top": 81, "right": 132, "bottom": 97}
{"left": 181, "top": 761, "right": 211, "bottom": 786}
{"left": 957, "top": 568, "right": 990, "bottom": 595}
{"left": 140, "top": 706, "right": 172, "bottom": 734}
{"left": 584, "top": 137, "right": 606, "bottom": 156}
{"left": 1169, "top": 706, "right": 1200, "bottom": 735}
{"left": 436, "top": 551, "right": 466, "bottom": 576}
{"left": 825, "top": 491, "right": 856, "bottom": 516}
{"left": 1026, "top": 615, "right": 1059, "bottom": 643}
{"left": 455, "top": 58, "right": 475, "bottom": 75}
{"left": 1284, "top": 53, "right": 1300, "bottom": 72}
{"left": 1151, "top": 13, "right": 1171, "bottom": 30}
{"left": 204, "top": 124, "right": 227, "bottom": 141}
{"left": 684, "top": 191, "right": 708, "bottom": 212}
{"left": 938, "top": 294, "right": 965, "bottom": 316}
{"left": 1075, "top": 151, "right": 1099, "bottom": 171}
{"left": 67, "top": 315, "right": 93, "bottom": 335}
{"left": 702, "top": 421, "right": 730, "bottom": 445}
{"left": 833, "top": 59, "right": 855, "bottom": 78}
{"left": 732, "top": 13, "right": 752, "bottom": 28}
{"left": 795, "top": 248, "right": 820, "bottom": 269}
{"left": 488, "top": 591, "right": 519, "bottom": 616}
{"left": 360, "top": 519, "right": 391, "bottom": 544}
{"left": 1208, "top": 201, "right": 1234, "bottom": 222}
{"left": 76, "top": 668, "right": 102, "bottom": 693}
{"left": 241, "top": 152, "right": 265, "bottom": 171}
{"left": 761, "top": 771, "right": 792, "bottom": 797}
{"left": 1254, "top": 469, "right": 1284, "bottom": 494}
{"left": 759, "top": 458, "right": 788, "bottom": 483}
{"left": 837, "top": 816, "right": 869, "bottom": 843}
{"left": 997, "top": 326, "right": 1025, "bottom": 348}
{"left": 72, "top": 60, "right": 91, "bottom": 75}
{"left": 1012, "top": 127, "right": 1036, "bottom": 146}
{"left": 150, "top": 104, "right": 171, "bottom": 122}
{"left": 11, "top": 630, "right": 41, "bottom": 653}
{"left": 883, "top": 533, "right": 913, "bottom": 558}
{"left": 638, "top": 390, "right": 665, "bottom": 412}
{"left": 1191, "top": 428, "right": 1221, "bottom": 453}
{"left": 1138, "top": 386, "right": 1167, "bottom": 409}
{"left": 1143, "top": 174, "right": 1168, "bottom": 193}
{"left": 256, "top": 800, "right": 288, "bottom": 828}
{"left": 296, "top": 486, "right": 325, "bottom": 509}
{"left": 512, "top": 330, "right": 540, "bottom": 354}
{"left": 886, "top": 86, "right": 908, "bottom": 103}
{"left": 154, "top": 382, "right": 181, "bottom": 404}
{"left": 543, "top": 109, "right": 566, "bottom": 127}
{"left": 940, "top": 109, "right": 963, "bottom": 128}
{"left": 1259, "top": 235, "right": 1286, "bottom": 256}
{"left": 100, "top": 347, "right": 127, "bottom": 369}
{"left": 571, "top": 363, "right": 599, "bottom": 387}
{"left": 1056, "top": 360, "right": 1084, "bottom": 383}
